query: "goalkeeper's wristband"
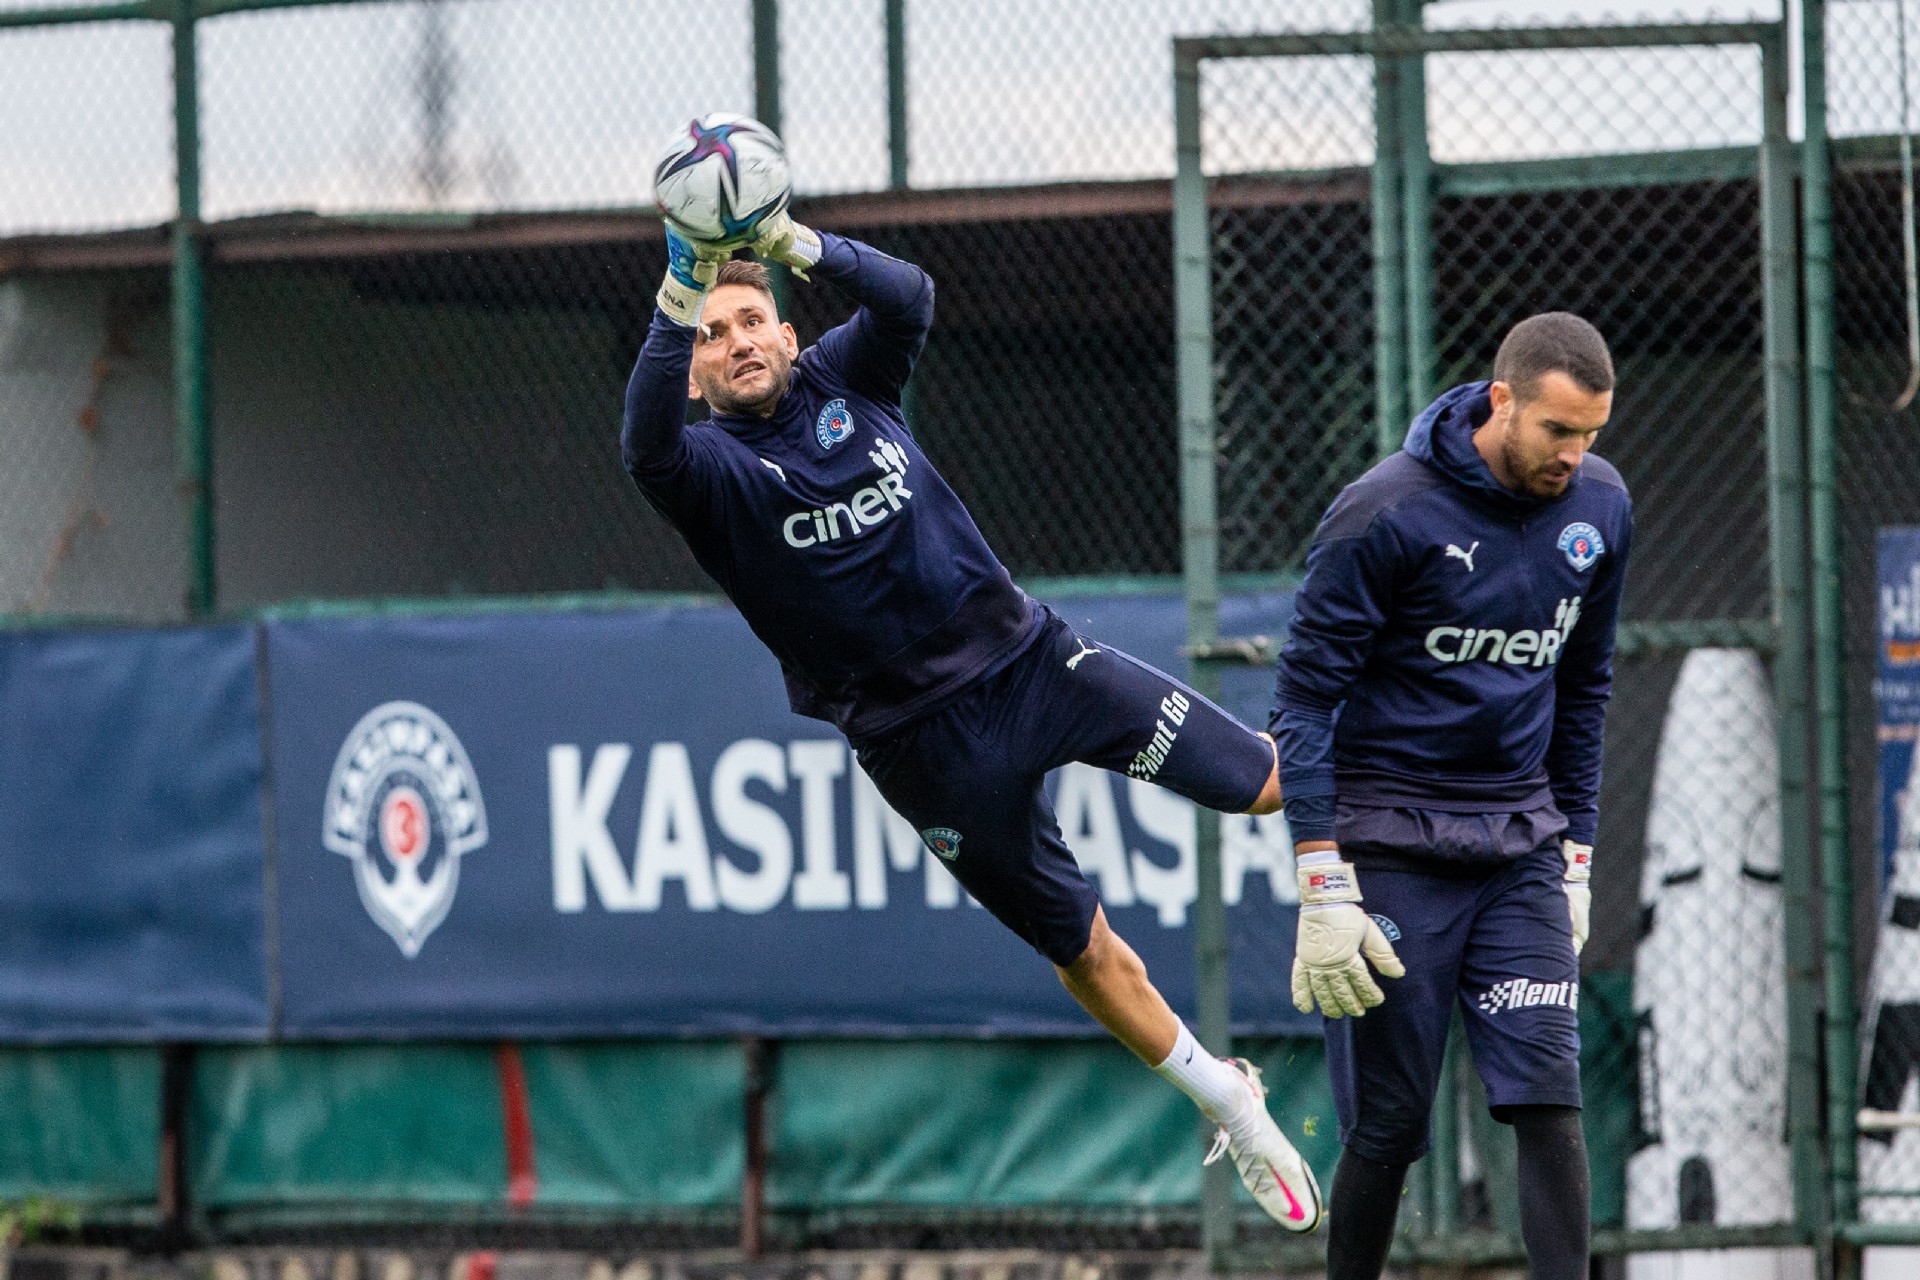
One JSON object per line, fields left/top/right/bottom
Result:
{"left": 656, "top": 276, "right": 709, "bottom": 329}
{"left": 1562, "top": 840, "right": 1592, "bottom": 886}
{"left": 1297, "top": 852, "right": 1362, "bottom": 908}
{"left": 750, "top": 212, "right": 824, "bottom": 280}
{"left": 1562, "top": 839, "right": 1593, "bottom": 956}
{"left": 657, "top": 227, "right": 723, "bottom": 329}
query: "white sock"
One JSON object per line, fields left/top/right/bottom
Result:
{"left": 1153, "top": 1023, "right": 1256, "bottom": 1126}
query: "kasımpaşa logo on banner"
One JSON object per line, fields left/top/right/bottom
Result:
{"left": 323, "top": 702, "right": 488, "bottom": 957}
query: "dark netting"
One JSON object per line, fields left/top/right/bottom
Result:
{"left": 1431, "top": 179, "right": 1770, "bottom": 623}
{"left": 207, "top": 239, "right": 705, "bottom": 604}
{"left": 1205, "top": 174, "right": 1773, "bottom": 611}
{"left": 1202, "top": 31, "right": 1786, "bottom": 1246}
{"left": 1833, "top": 162, "right": 1915, "bottom": 914}
{"left": 1834, "top": 160, "right": 1920, "bottom": 1219}
{"left": 1197, "top": 47, "right": 1377, "bottom": 577}
{"left": 204, "top": 204, "right": 1191, "bottom": 608}
{"left": 793, "top": 212, "right": 1184, "bottom": 580}
{"left": 1211, "top": 179, "right": 1377, "bottom": 576}
{"left": 1827, "top": 0, "right": 1920, "bottom": 1222}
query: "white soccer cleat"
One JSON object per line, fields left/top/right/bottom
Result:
{"left": 1203, "top": 1057, "right": 1324, "bottom": 1232}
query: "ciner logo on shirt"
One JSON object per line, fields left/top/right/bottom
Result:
{"left": 1422, "top": 595, "right": 1582, "bottom": 668}
{"left": 781, "top": 439, "right": 915, "bottom": 548}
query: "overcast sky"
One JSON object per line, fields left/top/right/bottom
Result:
{"left": 0, "top": 0, "right": 1907, "bottom": 236}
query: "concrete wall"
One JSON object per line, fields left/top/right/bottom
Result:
{"left": 0, "top": 273, "right": 183, "bottom": 620}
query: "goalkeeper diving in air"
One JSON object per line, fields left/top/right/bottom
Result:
{"left": 623, "top": 195, "right": 1326, "bottom": 1229}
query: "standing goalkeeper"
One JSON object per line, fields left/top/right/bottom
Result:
{"left": 1270, "top": 314, "right": 1630, "bottom": 1279}
{"left": 624, "top": 207, "right": 1328, "bottom": 1229}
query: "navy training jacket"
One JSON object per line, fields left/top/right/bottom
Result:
{"left": 621, "top": 232, "right": 1040, "bottom": 742}
{"left": 1268, "top": 382, "right": 1634, "bottom": 847}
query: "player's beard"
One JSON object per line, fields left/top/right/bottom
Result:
{"left": 703, "top": 348, "right": 792, "bottom": 416}
{"left": 1524, "top": 460, "right": 1577, "bottom": 497}
{"left": 1503, "top": 436, "right": 1574, "bottom": 498}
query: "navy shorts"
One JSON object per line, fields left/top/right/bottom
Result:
{"left": 852, "top": 608, "right": 1275, "bottom": 967}
{"left": 1324, "top": 806, "right": 1582, "bottom": 1165}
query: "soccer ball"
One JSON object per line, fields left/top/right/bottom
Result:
{"left": 652, "top": 113, "right": 792, "bottom": 248}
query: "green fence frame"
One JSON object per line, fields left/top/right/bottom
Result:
{"left": 1801, "top": 2, "right": 1864, "bottom": 1258}
{"left": 0, "top": 0, "right": 1880, "bottom": 1271}
{"left": 1171, "top": 18, "right": 1852, "bottom": 1273}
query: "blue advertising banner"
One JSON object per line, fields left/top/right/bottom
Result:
{"left": 1881, "top": 530, "right": 1920, "bottom": 890}
{"left": 267, "top": 593, "right": 1309, "bottom": 1038}
{"left": 0, "top": 626, "right": 269, "bottom": 1042}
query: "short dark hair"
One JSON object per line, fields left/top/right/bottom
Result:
{"left": 715, "top": 257, "right": 775, "bottom": 301}
{"left": 1492, "top": 312, "right": 1614, "bottom": 401}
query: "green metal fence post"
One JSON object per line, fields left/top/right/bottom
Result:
{"left": 752, "top": 0, "right": 790, "bottom": 315}
{"left": 172, "top": 0, "right": 212, "bottom": 618}
{"left": 885, "top": 0, "right": 913, "bottom": 423}
{"left": 1371, "top": 1, "right": 1408, "bottom": 458}
{"left": 752, "top": 0, "right": 780, "bottom": 138}
{"left": 1396, "top": 1, "right": 1451, "bottom": 1233}
{"left": 1430, "top": 1022, "right": 1461, "bottom": 1235}
{"left": 1759, "top": 22, "right": 1830, "bottom": 1259}
{"left": 886, "top": 0, "right": 908, "bottom": 190}
{"left": 1800, "top": 2, "right": 1862, "bottom": 1265}
{"left": 1172, "top": 41, "right": 1235, "bottom": 1268}
{"left": 0, "top": 2, "right": 147, "bottom": 28}
{"left": 1398, "top": 0, "right": 1434, "bottom": 414}
{"left": 156, "top": 1042, "right": 196, "bottom": 1249}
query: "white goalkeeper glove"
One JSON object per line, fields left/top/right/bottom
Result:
{"left": 749, "top": 209, "right": 823, "bottom": 280}
{"left": 656, "top": 225, "right": 731, "bottom": 329}
{"left": 1292, "top": 853, "right": 1405, "bottom": 1018}
{"left": 1562, "top": 839, "right": 1592, "bottom": 956}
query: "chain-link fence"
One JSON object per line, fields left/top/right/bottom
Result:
{"left": 1, "top": 0, "right": 1393, "bottom": 618}
{"left": 1180, "top": 13, "right": 1811, "bottom": 1266}
{"left": 1828, "top": 0, "right": 1920, "bottom": 1230}
{"left": 0, "top": 0, "right": 1816, "bottom": 618}
{"left": 3, "top": 0, "right": 1916, "bottom": 1269}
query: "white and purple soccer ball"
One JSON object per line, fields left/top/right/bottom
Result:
{"left": 652, "top": 113, "right": 792, "bottom": 247}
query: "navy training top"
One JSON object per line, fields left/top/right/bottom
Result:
{"left": 1268, "top": 382, "right": 1634, "bottom": 847}
{"left": 621, "top": 232, "right": 1040, "bottom": 742}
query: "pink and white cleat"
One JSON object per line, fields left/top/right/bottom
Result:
{"left": 1203, "top": 1057, "right": 1324, "bottom": 1232}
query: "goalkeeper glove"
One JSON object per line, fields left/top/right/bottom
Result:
{"left": 1292, "top": 852, "right": 1405, "bottom": 1018}
{"left": 1562, "top": 839, "right": 1592, "bottom": 956}
{"left": 656, "top": 225, "right": 731, "bottom": 330}
{"left": 749, "top": 210, "right": 823, "bottom": 280}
